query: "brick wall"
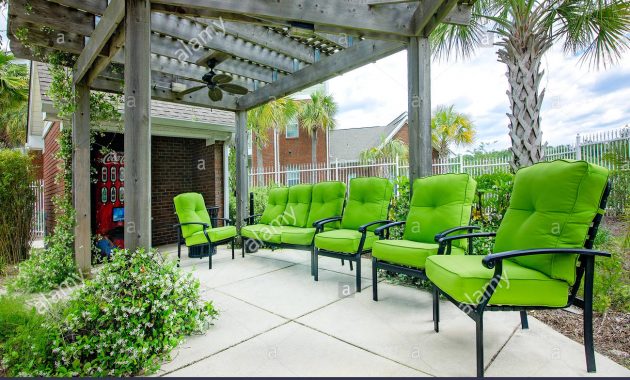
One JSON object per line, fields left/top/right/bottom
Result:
{"left": 42, "top": 122, "right": 64, "bottom": 234}
{"left": 252, "top": 125, "right": 327, "bottom": 169}
{"left": 29, "top": 150, "right": 44, "bottom": 180}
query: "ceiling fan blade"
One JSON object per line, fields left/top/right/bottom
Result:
{"left": 211, "top": 73, "right": 232, "bottom": 85}
{"left": 208, "top": 87, "right": 223, "bottom": 101}
{"left": 177, "top": 85, "right": 206, "bottom": 96}
{"left": 219, "top": 83, "right": 249, "bottom": 95}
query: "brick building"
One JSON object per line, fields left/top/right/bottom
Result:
{"left": 26, "top": 62, "right": 233, "bottom": 246}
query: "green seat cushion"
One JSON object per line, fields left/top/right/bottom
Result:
{"left": 494, "top": 160, "right": 609, "bottom": 285}
{"left": 341, "top": 177, "right": 393, "bottom": 231}
{"left": 279, "top": 226, "right": 317, "bottom": 246}
{"left": 315, "top": 229, "right": 379, "bottom": 254}
{"left": 426, "top": 255, "right": 569, "bottom": 307}
{"left": 281, "top": 184, "right": 312, "bottom": 227}
{"left": 260, "top": 187, "right": 289, "bottom": 226}
{"left": 185, "top": 226, "right": 237, "bottom": 246}
{"left": 241, "top": 224, "right": 282, "bottom": 244}
{"left": 307, "top": 181, "right": 346, "bottom": 228}
{"left": 372, "top": 239, "right": 465, "bottom": 269}
{"left": 173, "top": 192, "right": 211, "bottom": 238}
{"left": 404, "top": 174, "right": 476, "bottom": 249}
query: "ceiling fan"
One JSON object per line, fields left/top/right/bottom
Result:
{"left": 176, "top": 58, "right": 248, "bottom": 101}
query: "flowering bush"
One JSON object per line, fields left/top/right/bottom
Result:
{"left": 1, "top": 248, "right": 217, "bottom": 376}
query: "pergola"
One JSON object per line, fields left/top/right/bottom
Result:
{"left": 7, "top": 0, "right": 473, "bottom": 273}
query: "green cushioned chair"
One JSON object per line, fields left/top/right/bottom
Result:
{"left": 425, "top": 160, "right": 611, "bottom": 377}
{"left": 313, "top": 177, "right": 394, "bottom": 291}
{"left": 371, "top": 173, "right": 477, "bottom": 301}
{"left": 173, "top": 192, "right": 236, "bottom": 269}
{"left": 241, "top": 187, "right": 289, "bottom": 255}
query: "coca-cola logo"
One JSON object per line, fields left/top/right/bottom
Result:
{"left": 100, "top": 152, "right": 125, "bottom": 165}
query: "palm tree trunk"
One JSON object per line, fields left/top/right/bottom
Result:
{"left": 311, "top": 130, "right": 318, "bottom": 183}
{"left": 498, "top": 30, "right": 551, "bottom": 171}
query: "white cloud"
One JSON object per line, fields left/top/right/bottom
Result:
{"left": 327, "top": 42, "right": 630, "bottom": 151}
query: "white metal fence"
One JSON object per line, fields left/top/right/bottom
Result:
{"left": 249, "top": 126, "right": 630, "bottom": 212}
{"left": 31, "top": 180, "right": 45, "bottom": 238}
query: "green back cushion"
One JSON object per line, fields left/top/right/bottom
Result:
{"left": 281, "top": 184, "right": 313, "bottom": 227}
{"left": 341, "top": 177, "right": 393, "bottom": 231}
{"left": 174, "top": 192, "right": 211, "bottom": 238}
{"left": 494, "top": 160, "right": 609, "bottom": 285}
{"left": 307, "top": 181, "right": 347, "bottom": 227}
{"left": 260, "top": 187, "right": 289, "bottom": 225}
{"left": 403, "top": 174, "right": 477, "bottom": 248}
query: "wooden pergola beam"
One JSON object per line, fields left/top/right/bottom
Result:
{"left": 86, "top": 25, "right": 126, "bottom": 85}
{"left": 237, "top": 39, "right": 405, "bottom": 110}
{"left": 74, "top": 0, "right": 125, "bottom": 84}
{"left": 9, "top": 17, "right": 86, "bottom": 55}
{"left": 151, "top": 0, "right": 420, "bottom": 38}
{"left": 48, "top": 0, "right": 108, "bottom": 15}
{"left": 9, "top": 0, "right": 95, "bottom": 36}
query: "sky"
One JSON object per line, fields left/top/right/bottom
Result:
{"left": 2, "top": 6, "right": 629, "bottom": 152}
{"left": 327, "top": 44, "right": 630, "bottom": 152}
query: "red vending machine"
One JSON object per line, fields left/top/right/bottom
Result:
{"left": 94, "top": 151, "right": 125, "bottom": 248}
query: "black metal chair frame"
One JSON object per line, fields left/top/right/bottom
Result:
{"left": 174, "top": 215, "right": 236, "bottom": 270}
{"left": 371, "top": 223, "right": 480, "bottom": 301}
{"left": 431, "top": 182, "right": 611, "bottom": 377}
{"left": 313, "top": 216, "right": 393, "bottom": 292}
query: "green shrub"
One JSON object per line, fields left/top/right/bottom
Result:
{"left": 10, "top": 196, "right": 78, "bottom": 293}
{"left": 50, "top": 248, "right": 217, "bottom": 376}
{"left": 230, "top": 185, "right": 280, "bottom": 222}
{"left": 388, "top": 176, "right": 410, "bottom": 239}
{"left": 0, "top": 149, "right": 35, "bottom": 266}
{"left": 591, "top": 228, "right": 630, "bottom": 312}
{"left": 0, "top": 296, "right": 58, "bottom": 376}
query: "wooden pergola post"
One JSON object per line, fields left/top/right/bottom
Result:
{"left": 407, "top": 36, "right": 433, "bottom": 185}
{"left": 124, "top": 0, "right": 152, "bottom": 250}
{"left": 72, "top": 80, "right": 91, "bottom": 274}
{"left": 234, "top": 110, "right": 249, "bottom": 234}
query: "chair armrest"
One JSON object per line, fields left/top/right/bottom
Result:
{"left": 358, "top": 220, "right": 393, "bottom": 233}
{"left": 482, "top": 248, "right": 611, "bottom": 269}
{"left": 434, "top": 225, "right": 481, "bottom": 242}
{"left": 374, "top": 221, "right": 406, "bottom": 238}
{"left": 173, "top": 222, "right": 209, "bottom": 229}
{"left": 437, "top": 231, "right": 497, "bottom": 245}
{"left": 244, "top": 214, "right": 262, "bottom": 224}
{"left": 313, "top": 216, "right": 342, "bottom": 232}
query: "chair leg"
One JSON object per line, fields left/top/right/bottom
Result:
{"left": 231, "top": 239, "right": 235, "bottom": 260}
{"left": 372, "top": 257, "right": 378, "bottom": 301}
{"left": 349, "top": 260, "right": 354, "bottom": 271}
{"left": 520, "top": 310, "right": 529, "bottom": 329}
{"left": 341, "top": 259, "right": 345, "bottom": 266}
{"left": 314, "top": 247, "right": 319, "bottom": 281}
{"left": 433, "top": 285, "right": 440, "bottom": 332}
{"left": 177, "top": 242, "right": 181, "bottom": 268}
{"left": 356, "top": 255, "right": 361, "bottom": 293}
{"left": 208, "top": 245, "right": 213, "bottom": 270}
{"left": 584, "top": 257, "right": 597, "bottom": 373}
{"left": 476, "top": 313, "right": 484, "bottom": 378}
{"left": 241, "top": 238, "right": 245, "bottom": 258}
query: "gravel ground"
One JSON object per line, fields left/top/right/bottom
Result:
{"left": 531, "top": 309, "right": 630, "bottom": 369}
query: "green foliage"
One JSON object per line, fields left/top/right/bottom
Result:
{"left": 432, "top": 104, "right": 476, "bottom": 159}
{"left": 388, "top": 176, "right": 410, "bottom": 240}
{"left": 0, "top": 52, "right": 29, "bottom": 148}
{"left": 361, "top": 137, "right": 408, "bottom": 161}
{"left": 51, "top": 248, "right": 217, "bottom": 376}
{"left": 0, "top": 149, "right": 35, "bottom": 267}
{"left": 1, "top": 248, "right": 217, "bottom": 377}
{"left": 592, "top": 229, "right": 630, "bottom": 312}
{"left": 0, "top": 296, "right": 58, "bottom": 376}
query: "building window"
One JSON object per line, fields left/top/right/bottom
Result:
{"left": 287, "top": 170, "right": 300, "bottom": 186}
{"left": 286, "top": 117, "right": 299, "bottom": 139}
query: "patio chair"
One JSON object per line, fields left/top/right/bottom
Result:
{"left": 241, "top": 187, "right": 289, "bottom": 255}
{"left": 371, "top": 173, "right": 477, "bottom": 301}
{"left": 313, "top": 177, "right": 394, "bottom": 292}
{"left": 425, "top": 160, "right": 611, "bottom": 377}
{"left": 173, "top": 192, "right": 237, "bottom": 269}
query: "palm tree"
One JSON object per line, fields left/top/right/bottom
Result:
{"left": 431, "top": 105, "right": 476, "bottom": 159}
{"left": 0, "top": 52, "right": 29, "bottom": 148}
{"left": 431, "top": 0, "right": 630, "bottom": 170}
{"left": 247, "top": 97, "right": 298, "bottom": 182}
{"left": 299, "top": 90, "right": 338, "bottom": 180}
{"left": 360, "top": 136, "right": 409, "bottom": 161}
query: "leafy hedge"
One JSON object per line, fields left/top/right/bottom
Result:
{"left": 0, "top": 248, "right": 217, "bottom": 376}
{"left": 0, "top": 149, "right": 34, "bottom": 270}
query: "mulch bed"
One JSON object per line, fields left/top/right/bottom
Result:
{"left": 530, "top": 309, "right": 630, "bottom": 369}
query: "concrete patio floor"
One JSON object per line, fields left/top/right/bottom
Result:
{"left": 157, "top": 244, "right": 630, "bottom": 377}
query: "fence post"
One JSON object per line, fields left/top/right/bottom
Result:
{"left": 395, "top": 154, "right": 400, "bottom": 179}
{"left": 575, "top": 133, "right": 582, "bottom": 160}
{"left": 459, "top": 154, "right": 464, "bottom": 173}
{"left": 335, "top": 158, "right": 339, "bottom": 181}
